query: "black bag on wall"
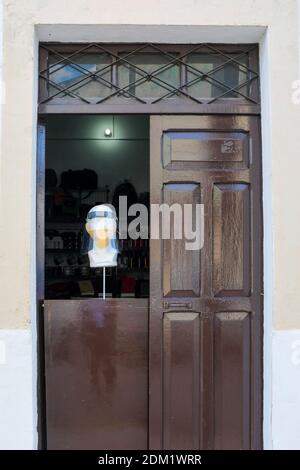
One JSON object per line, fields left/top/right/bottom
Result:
{"left": 45, "top": 169, "right": 58, "bottom": 188}
{"left": 61, "top": 169, "right": 98, "bottom": 190}
{"left": 112, "top": 180, "right": 138, "bottom": 216}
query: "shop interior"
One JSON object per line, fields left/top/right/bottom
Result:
{"left": 44, "top": 115, "right": 149, "bottom": 299}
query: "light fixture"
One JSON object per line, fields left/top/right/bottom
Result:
{"left": 104, "top": 128, "right": 112, "bottom": 137}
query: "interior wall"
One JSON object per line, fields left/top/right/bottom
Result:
{"left": 46, "top": 115, "right": 149, "bottom": 198}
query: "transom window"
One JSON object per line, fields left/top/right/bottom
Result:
{"left": 39, "top": 43, "right": 259, "bottom": 110}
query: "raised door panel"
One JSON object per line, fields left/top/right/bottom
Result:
{"left": 162, "top": 183, "right": 201, "bottom": 297}
{"left": 163, "top": 312, "right": 200, "bottom": 449}
{"left": 214, "top": 312, "right": 251, "bottom": 450}
{"left": 163, "top": 130, "right": 249, "bottom": 170}
{"left": 213, "top": 183, "right": 251, "bottom": 297}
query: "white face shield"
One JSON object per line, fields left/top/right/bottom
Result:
{"left": 81, "top": 205, "right": 119, "bottom": 268}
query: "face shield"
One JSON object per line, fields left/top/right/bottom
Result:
{"left": 81, "top": 205, "right": 119, "bottom": 267}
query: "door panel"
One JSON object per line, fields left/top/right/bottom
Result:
{"left": 163, "top": 312, "right": 200, "bottom": 450}
{"left": 163, "top": 183, "right": 201, "bottom": 297}
{"left": 149, "top": 115, "right": 262, "bottom": 450}
{"left": 44, "top": 299, "right": 148, "bottom": 450}
{"left": 163, "top": 130, "right": 249, "bottom": 170}
{"left": 212, "top": 183, "right": 250, "bottom": 296}
{"left": 214, "top": 312, "right": 251, "bottom": 450}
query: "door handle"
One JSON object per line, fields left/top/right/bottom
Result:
{"left": 163, "top": 301, "right": 192, "bottom": 310}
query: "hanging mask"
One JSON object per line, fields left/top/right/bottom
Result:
{"left": 81, "top": 204, "right": 119, "bottom": 268}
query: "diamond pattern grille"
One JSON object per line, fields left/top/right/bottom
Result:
{"left": 39, "top": 43, "right": 259, "bottom": 106}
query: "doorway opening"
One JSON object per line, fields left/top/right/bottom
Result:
{"left": 38, "top": 42, "right": 262, "bottom": 450}
{"left": 44, "top": 114, "right": 150, "bottom": 300}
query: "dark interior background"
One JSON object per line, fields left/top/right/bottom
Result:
{"left": 44, "top": 115, "right": 150, "bottom": 299}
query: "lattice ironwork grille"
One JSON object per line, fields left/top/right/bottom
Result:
{"left": 39, "top": 43, "right": 260, "bottom": 107}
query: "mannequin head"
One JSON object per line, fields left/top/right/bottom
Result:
{"left": 82, "top": 204, "right": 119, "bottom": 267}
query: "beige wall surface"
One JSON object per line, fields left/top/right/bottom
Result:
{"left": 0, "top": 0, "right": 300, "bottom": 329}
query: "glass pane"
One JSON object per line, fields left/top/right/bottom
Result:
{"left": 118, "top": 53, "right": 180, "bottom": 99}
{"left": 44, "top": 115, "right": 150, "bottom": 299}
{"left": 48, "top": 53, "right": 112, "bottom": 101}
{"left": 186, "top": 53, "right": 249, "bottom": 99}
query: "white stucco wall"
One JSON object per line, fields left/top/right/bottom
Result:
{"left": 0, "top": 0, "right": 300, "bottom": 449}
{"left": 0, "top": 330, "right": 34, "bottom": 449}
{"left": 272, "top": 330, "right": 300, "bottom": 449}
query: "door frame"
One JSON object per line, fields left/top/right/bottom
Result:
{"left": 36, "top": 42, "right": 263, "bottom": 450}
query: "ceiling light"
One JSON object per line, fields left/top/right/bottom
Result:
{"left": 104, "top": 128, "right": 112, "bottom": 137}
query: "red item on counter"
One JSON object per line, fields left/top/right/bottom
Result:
{"left": 121, "top": 277, "right": 136, "bottom": 296}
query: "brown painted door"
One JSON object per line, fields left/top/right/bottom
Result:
{"left": 44, "top": 299, "right": 148, "bottom": 449}
{"left": 149, "top": 115, "right": 262, "bottom": 450}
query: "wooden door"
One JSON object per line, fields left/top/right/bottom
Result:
{"left": 149, "top": 115, "right": 262, "bottom": 450}
{"left": 44, "top": 299, "right": 149, "bottom": 449}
